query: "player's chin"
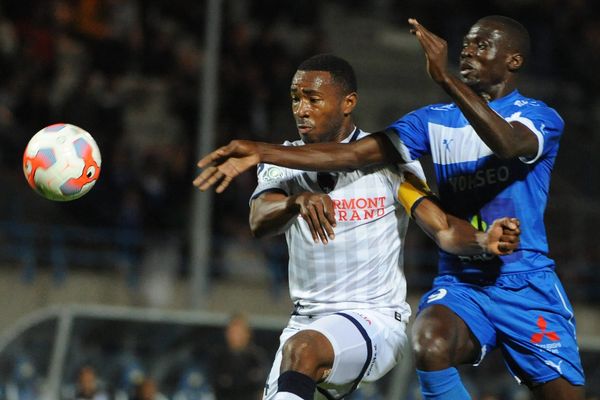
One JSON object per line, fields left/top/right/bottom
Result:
{"left": 459, "top": 74, "right": 479, "bottom": 87}
{"left": 299, "top": 131, "right": 319, "bottom": 143}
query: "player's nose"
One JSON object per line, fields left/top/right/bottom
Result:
{"left": 294, "top": 99, "right": 311, "bottom": 117}
{"left": 460, "top": 43, "right": 475, "bottom": 58}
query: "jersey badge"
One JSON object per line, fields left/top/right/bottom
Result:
{"left": 262, "top": 166, "right": 284, "bottom": 182}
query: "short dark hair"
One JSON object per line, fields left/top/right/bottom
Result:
{"left": 478, "top": 15, "right": 531, "bottom": 61}
{"left": 297, "top": 54, "right": 358, "bottom": 94}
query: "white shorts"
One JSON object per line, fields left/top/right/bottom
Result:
{"left": 263, "top": 309, "right": 408, "bottom": 399}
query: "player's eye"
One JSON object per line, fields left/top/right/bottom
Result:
{"left": 478, "top": 42, "right": 488, "bottom": 50}
{"left": 86, "top": 166, "right": 96, "bottom": 178}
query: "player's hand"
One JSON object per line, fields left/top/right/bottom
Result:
{"left": 408, "top": 18, "right": 449, "bottom": 84}
{"left": 293, "top": 192, "right": 337, "bottom": 244}
{"left": 485, "top": 217, "right": 520, "bottom": 255}
{"left": 193, "top": 140, "right": 262, "bottom": 193}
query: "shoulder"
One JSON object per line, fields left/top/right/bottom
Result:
{"left": 256, "top": 139, "right": 301, "bottom": 176}
{"left": 407, "top": 102, "right": 463, "bottom": 126}
{"left": 423, "top": 102, "right": 458, "bottom": 112}
{"left": 387, "top": 103, "right": 456, "bottom": 133}
{"left": 509, "top": 94, "right": 563, "bottom": 120}
{"left": 257, "top": 163, "right": 289, "bottom": 179}
{"left": 507, "top": 94, "right": 564, "bottom": 130}
{"left": 402, "top": 102, "right": 458, "bottom": 118}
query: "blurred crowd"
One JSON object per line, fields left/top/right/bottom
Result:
{"left": 0, "top": 313, "right": 396, "bottom": 400}
{"left": 0, "top": 1, "right": 600, "bottom": 298}
{"left": 0, "top": 0, "right": 325, "bottom": 287}
{"left": 349, "top": 0, "right": 600, "bottom": 112}
{"left": 3, "top": 311, "right": 600, "bottom": 399}
{"left": 1, "top": 314, "right": 270, "bottom": 400}
{"left": 0, "top": 0, "right": 322, "bottom": 228}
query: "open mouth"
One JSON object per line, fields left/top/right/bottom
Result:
{"left": 297, "top": 124, "right": 313, "bottom": 134}
{"left": 459, "top": 63, "right": 476, "bottom": 76}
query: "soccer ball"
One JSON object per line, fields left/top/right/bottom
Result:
{"left": 23, "top": 123, "right": 102, "bottom": 201}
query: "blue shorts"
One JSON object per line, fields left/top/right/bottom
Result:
{"left": 418, "top": 269, "right": 585, "bottom": 387}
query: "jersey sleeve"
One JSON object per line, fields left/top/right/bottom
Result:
{"left": 395, "top": 161, "right": 436, "bottom": 217}
{"left": 250, "top": 163, "right": 293, "bottom": 202}
{"left": 384, "top": 106, "right": 431, "bottom": 163}
{"left": 505, "top": 104, "right": 564, "bottom": 164}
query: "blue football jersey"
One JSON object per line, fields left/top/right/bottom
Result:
{"left": 384, "top": 90, "right": 564, "bottom": 276}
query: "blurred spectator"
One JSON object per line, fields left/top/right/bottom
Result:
{"left": 71, "top": 365, "right": 109, "bottom": 400}
{"left": 5, "top": 355, "right": 41, "bottom": 400}
{"left": 173, "top": 365, "right": 216, "bottom": 400}
{"left": 131, "top": 378, "right": 168, "bottom": 400}
{"left": 114, "top": 356, "right": 145, "bottom": 400}
{"left": 209, "top": 313, "right": 268, "bottom": 400}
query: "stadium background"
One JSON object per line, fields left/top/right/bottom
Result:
{"left": 0, "top": 0, "right": 599, "bottom": 399}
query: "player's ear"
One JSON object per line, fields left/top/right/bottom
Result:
{"left": 507, "top": 53, "right": 523, "bottom": 72}
{"left": 343, "top": 92, "right": 358, "bottom": 116}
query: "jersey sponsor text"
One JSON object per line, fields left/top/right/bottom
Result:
{"left": 447, "top": 166, "right": 510, "bottom": 192}
{"left": 332, "top": 196, "right": 386, "bottom": 221}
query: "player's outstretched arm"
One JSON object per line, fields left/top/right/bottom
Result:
{"left": 194, "top": 134, "right": 401, "bottom": 193}
{"left": 194, "top": 140, "right": 262, "bottom": 193}
{"left": 408, "top": 18, "right": 538, "bottom": 159}
{"left": 250, "top": 192, "right": 336, "bottom": 244}
{"left": 413, "top": 198, "right": 520, "bottom": 256}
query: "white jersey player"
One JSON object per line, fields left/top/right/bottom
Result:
{"left": 252, "top": 128, "right": 420, "bottom": 319}
{"left": 252, "top": 128, "right": 425, "bottom": 399}
{"left": 196, "top": 54, "right": 520, "bottom": 400}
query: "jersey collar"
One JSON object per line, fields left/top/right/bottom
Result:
{"left": 339, "top": 126, "right": 361, "bottom": 144}
{"left": 489, "top": 89, "right": 521, "bottom": 107}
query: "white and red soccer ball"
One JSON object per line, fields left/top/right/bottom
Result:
{"left": 23, "top": 123, "right": 102, "bottom": 201}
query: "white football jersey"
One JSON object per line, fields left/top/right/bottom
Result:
{"left": 251, "top": 129, "right": 426, "bottom": 319}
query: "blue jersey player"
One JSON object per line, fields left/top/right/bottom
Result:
{"left": 194, "top": 16, "right": 585, "bottom": 400}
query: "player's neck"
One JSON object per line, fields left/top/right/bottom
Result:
{"left": 332, "top": 123, "right": 357, "bottom": 143}
{"left": 477, "top": 80, "right": 518, "bottom": 102}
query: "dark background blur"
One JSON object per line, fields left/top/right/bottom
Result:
{"left": 1, "top": 0, "right": 599, "bottom": 300}
{"left": 1, "top": 0, "right": 600, "bottom": 317}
